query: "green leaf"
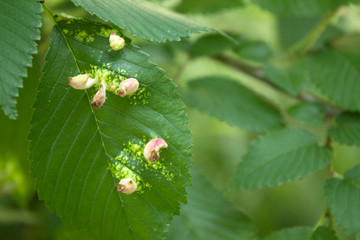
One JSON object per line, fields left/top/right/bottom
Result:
{"left": 29, "top": 18, "right": 192, "bottom": 240}
{"left": 70, "top": 0, "right": 209, "bottom": 42}
{"left": 288, "top": 102, "right": 326, "bottom": 126}
{"left": 190, "top": 33, "right": 238, "bottom": 57}
{"left": 230, "top": 128, "right": 332, "bottom": 190}
{"left": 0, "top": 0, "right": 42, "bottom": 119}
{"left": 328, "top": 112, "right": 360, "bottom": 147}
{"left": 263, "top": 227, "right": 312, "bottom": 240}
{"left": 166, "top": 168, "right": 258, "bottom": 240}
{"left": 311, "top": 226, "right": 338, "bottom": 240}
{"left": 264, "top": 61, "right": 306, "bottom": 96}
{"left": 253, "top": 0, "right": 359, "bottom": 16}
{"left": 184, "top": 76, "right": 283, "bottom": 132}
{"left": 325, "top": 165, "right": 360, "bottom": 239}
{"left": 305, "top": 49, "right": 360, "bottom": 111}
{"left": 175, "top": 0, "right": 244, "bottom": 14}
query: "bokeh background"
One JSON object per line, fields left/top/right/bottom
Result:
{"left": 1, "top": 0, "right": 360, "bottom": 239}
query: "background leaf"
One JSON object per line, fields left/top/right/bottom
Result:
{"left": 230, "top": 128, "right": 332, "bottom": 190}
{"left": 288, "top": 102, "right": 326, "bottom": 126}
{"left": 263, "top": 227, "right": 312, "bottom": 240}
{"left": 325, "top": 165, "right": 360, "bottom": 239}
{"left": 184, "top": 76, "right": 283, "bottom": 132}
{"left": 253, "top": 0, "right": 359, "bottom": 16}
{"left": 29, "top": 18, "right": 192, "bottom": 240}
{"left": 328, "top": 112, "right": 360, "bottom": 147}
{"left": 311, "top": 226, "right": 338, "bottom": 240}
{"left": 70, "top": 0, "right": 209, "bottom": 42}
{"left": 305, "top": 49, "right": 360, "bottom": 111}
{"left": 175, "top": 0, "right": 244, "bottom": 14}
{"left": 0, "top": 0, "right": 42, "bottom": 119}
{"left": 166, "top": 168, "right": 258, "bottom": 240}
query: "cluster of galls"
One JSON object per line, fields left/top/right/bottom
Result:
{"left": 68, "top": 33, "right": 139, "bottom": 109}
{"left": 117, "top": 138, "right": 168, "bottom": 194}
{"left": 68, "top": 33, "right": 169, "bottom": 195}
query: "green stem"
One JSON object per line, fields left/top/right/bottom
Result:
{"left": 288, "top": 11, "right": 336, "bottom": 57}
{"left": 313, "top": 209, "right": 327, "bottom": 230}
{"left": 42, "top": 3, "right": 57, "bottom": 25}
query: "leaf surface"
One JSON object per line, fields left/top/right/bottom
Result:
{"left": 184, "top": 76, "right": 283, "bottom": 132}
{"left": 253, "top": 0, "right": 360, "bottom": 16}
{"left": 288, "top": 102, "right": 326, "bottom": 126}
{"left": 70, "top": 0, "right": 209, "bottom": 42}
{"left": 305, "top": 50, "right": 360, "bottom": 111}
{"left": 166, "top": 168, "right": 258, "bottom": 240}
{"left": 311, "top": 226, "right": 338, "bottom": 240}
{"left": 325, "top": 165, "right": 360, "bottom": 239}
{"left": 263, "top": 227, "right": 312, "bottom": 240}
{"left": 230, "top": 128, "right": 332, "bottom": 189}
{"left": 29, "top": 18, "right": 192, "bottom": 240}
{"left": 0, "top": 0, "right": 42, "bottom": 119}
{"left": 328, "top": 112, "right": 360, "bottom": 147}
{"left": 175, "top": 0, "right": 243, "bottom": 14}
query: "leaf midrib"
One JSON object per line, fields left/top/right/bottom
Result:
{"left": 51, "top": 21, "right": 136, "bottom": 239}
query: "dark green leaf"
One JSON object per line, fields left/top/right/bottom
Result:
{"left": 263, "top": 227, "right": 312, "bottom": 240}
{"left": 288, "top": 102, "right": 326, "bottom": 126}
{"left": 29, "top": 18, "right": 192, "bottom": 240}
{"left": 234, "top": 40, "right": 272, "bottom": 63}
{"left": 253, "top": 0, "right": 360, "bottom": 16}
{"left": 175, "top": 0, "right": 244, "bottom": 14}
{"left": 325, "top": 165, "right": 360, "bottom": 239}
{"left": 191, "top": 33, "right": 238, "bottom": 57}
{"left": 230, "top": 128, "right": 332, "bottom": 190}
{"left": 166, "top": 168, "right": 258, "bottom": 240}
{"left": 311, "top": 226, "right": 338, "bottom": 240}
{"left": 328, "top": 112, "right": 360, "bottom": 146}
{"left": 264, "top": 61, "right": 306, "bottom": 96}
{"left": 70, "top": 0, "right": 209, "bottom": 42}
{"left": 305, "top": 49, "right": 360, "bottom": 111}
{"left": 0, "top": 0, "right": 42, "bottom": 119}
{"left": 184, "top": 76, "right": 283, "bottom": 132}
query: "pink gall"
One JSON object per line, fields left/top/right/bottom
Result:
{"left": 116, "top": 78, "right": 139, "bottom": 97}
{"left": 143, "top": 138, "right": 168, "bottom": 162}
{"left": 117, "top": 178, "right": 137, "bottom": 194}
{"left": 91, "top": 81, "right": 106, "bottom": 109}
{"left": 68, "top": 73, "right": 97, "bottom": 89}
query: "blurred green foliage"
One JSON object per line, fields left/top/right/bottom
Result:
{"left": 1, "top": 0, "right": 360, "bottom": 239}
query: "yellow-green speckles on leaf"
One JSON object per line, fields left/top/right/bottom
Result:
{"left": 109, "top": 138, "right": 175, "bottom": 194}
{"left": 98, "top": 27, "right": 118, "bottom": 38}
{"left": 63, "top": 29, "right": 69, "bottom": 34}
{"left": 75, "top": 30, "right": 95, "bottom": 42}
{"left": 129, "top": 86, "right": 151, "bottom": 105}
